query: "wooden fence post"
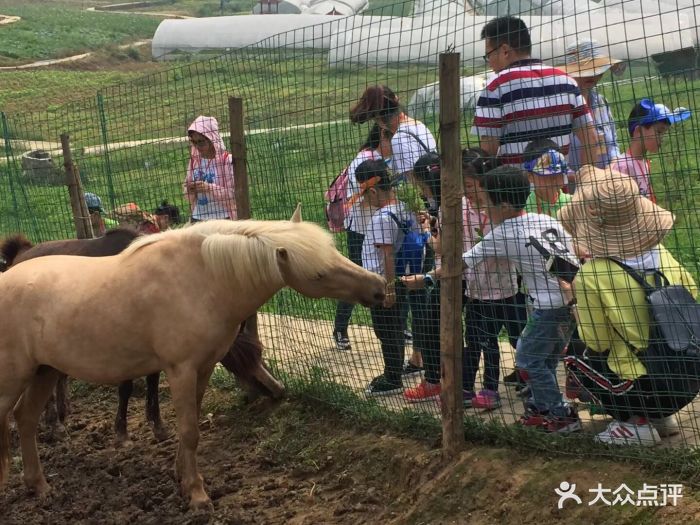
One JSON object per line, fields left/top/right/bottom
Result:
{"left": 438, "top": 52, "right": 464, "bottom": 456}
{"left": 228, "top": 97, "right": 251, "bottom": 220}
{"left": 228, "top": 96, "right": 257, "bottom": 333}
{"left": 61, "top": 133, "right": 93, "bottom": 239}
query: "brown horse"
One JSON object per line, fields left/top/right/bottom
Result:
{"left": 0, "top": 215, "right": 385, "bottom": 509}
{"left": 0, "top": 230, "right": 285, "bottom": 446}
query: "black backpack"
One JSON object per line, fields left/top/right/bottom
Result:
{"left": 610, "top": 259, "right": 700, "bottom": 379}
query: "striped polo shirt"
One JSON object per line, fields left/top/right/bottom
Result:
{"left": 471, "top": 59, "right": 592, "bottom": 165}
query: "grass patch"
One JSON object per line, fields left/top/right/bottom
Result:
{"left": 279, "top": 365, "right": 700, "bottom": 486}
{"left": 0, "top": 2, "right": 162, "bottom": 66}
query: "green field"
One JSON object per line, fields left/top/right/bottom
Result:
{"left": 0, "top": 2, "right": 163, "bottom": 66}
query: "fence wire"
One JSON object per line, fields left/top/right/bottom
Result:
{"left": 1, "top": 0, "right": 700, "bottom": 475}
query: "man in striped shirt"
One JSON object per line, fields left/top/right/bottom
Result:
{"left": 472, "top": 16, "right": 602, "bottom": 166}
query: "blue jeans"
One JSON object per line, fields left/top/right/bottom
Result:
{"left": 515, "top": 307, "right": 575, "bottom": 417}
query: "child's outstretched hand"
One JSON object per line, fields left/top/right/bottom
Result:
{"left": 401, "top": 274, "right": 425, "bottom": 290}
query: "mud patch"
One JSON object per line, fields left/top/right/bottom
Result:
{"left": 1, "top": 384, "right": 699, "bottom": 524}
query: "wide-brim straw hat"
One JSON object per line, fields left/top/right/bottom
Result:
{"left": 557, "top": 166, "right": 674, "bottom": 259}
{"left": 559, "top": 39, "right": 626, "bottom": 78}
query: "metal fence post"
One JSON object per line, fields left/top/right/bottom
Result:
{"left": 96, "top": 92, "right": 117, "bottom": 210}
{"left": 0, "top": 112, "right": 21, "bottom": 232}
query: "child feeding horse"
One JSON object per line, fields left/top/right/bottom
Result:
{"left": 0, "top": 212, "right": 386, "bottom": 510}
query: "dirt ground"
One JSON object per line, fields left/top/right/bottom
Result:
{"left": 2, "top": 382, "right": 700, "bottom": 525}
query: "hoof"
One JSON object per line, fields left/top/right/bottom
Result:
{"left": 151, "top": 423, "right": 170, "bottom": 443}
{"left": 188, "top": 494, "right": 213, "bottom": 511}
{"left": 25, "top": 478, "right": 51, "bottom": 498}
{"left": 114, "top": 434, "right": 133, "bottom": 449}
{"left": 52, "top": 422, "right": 68, "bottom": 440}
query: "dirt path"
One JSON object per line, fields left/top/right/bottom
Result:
{"left": 255, "top": 312, "right": 700, "bottom": 449}
{"left": 2, "top": 388, "right": 699, "bottom": 524}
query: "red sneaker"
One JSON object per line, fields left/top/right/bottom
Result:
{"left": 517, "top": 408, "right": 548, "bottom": 430}
{"left": 403, "top": 381, "right": 441, "bottom": 403}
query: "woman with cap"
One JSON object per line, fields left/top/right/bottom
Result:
{"left": 560, "top": 39, "right": 624, "bottom": 174}
{"left": 610, "top": 98, "right": 691, "bottom": 203}
{"left": 560, "top": 166, "right": 698, "bottom": 446}
{"left": 183, "top": 115, "right": 236, "bottom": 222}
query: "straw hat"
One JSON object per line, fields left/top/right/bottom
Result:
{"left": 112, "top": 202, "right": 158, "bottom": 226}
{"left": 559, "top": 39, "right": 626, "bottom": 78}
{"left": 557, "top": 166, "right": 674, "bottom": 258}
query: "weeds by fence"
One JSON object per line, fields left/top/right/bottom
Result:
{"left": 2, "top": 0, "right": 700, "bottom": 473}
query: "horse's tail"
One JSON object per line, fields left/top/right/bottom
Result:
{"left": 220, "top": 325, "right": 285, "bottom": 399}
{"left": 0, "top": 413, "right": 9, "bottom": 487}
{"left": 0, "top": 234, "right": 34, "bottom": 269}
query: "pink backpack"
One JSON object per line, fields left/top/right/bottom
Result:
{"left": 324, "top": 150, "right": 376, "bottom": 233}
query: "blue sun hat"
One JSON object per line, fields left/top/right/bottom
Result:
{"left": 523, "top": 149, "right": 572, "bottom": 177}
{"left": 629, "top": 98, "right": 692, "bottom": 135}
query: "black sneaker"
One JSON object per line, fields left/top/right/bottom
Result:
{"left": 333, "top": 330, "right": 351, "bottom": 351}
{"left": 401, "top": 361, "right": 423, "bottom": 376}
{"left": 504, "top": 369, "right": 525, "bottom": 386}
{"left": 365, "top": 375, "right": 403, "bottom": 397}
{"left": 403, "top": 330, "right": 413, "bottom": 344}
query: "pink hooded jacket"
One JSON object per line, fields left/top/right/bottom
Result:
{"left": 183, "top": 115, "right": 237, "bottom": 220}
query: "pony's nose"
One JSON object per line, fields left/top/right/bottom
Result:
{"left": 374, "top": 291, "right": 386, "bottom": 303}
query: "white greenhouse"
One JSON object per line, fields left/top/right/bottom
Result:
{"left": 252, "top": 0, "right": 368, "bottom": 15}
{"left": 151, "top": 1, "right": 699, "bottom": 65}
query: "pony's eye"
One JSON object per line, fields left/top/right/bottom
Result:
{"left": 315, "top": 272, "right": 326, "bottom": 280}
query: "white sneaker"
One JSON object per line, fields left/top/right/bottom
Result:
{"left": 651, "top": 416, "right": 680, "bottom": 437}
{"left": 595, "top": 420, "right": 660, "bottom": 447}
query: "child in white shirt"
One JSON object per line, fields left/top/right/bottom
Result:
{"left": 462, "top": 166, "right": 580, "bottom": 433}
{"left": 357, "top": 159, "right": 422, "bottom": 397}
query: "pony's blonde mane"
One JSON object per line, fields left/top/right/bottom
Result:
{"left": 123, "top": 220, "right": 338, "bottom": 288}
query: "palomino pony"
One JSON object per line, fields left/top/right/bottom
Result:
{"left": 0, "top": 229, "right": 140, "bottom": 438}
{"left": 0, "top": 229, "right": 285, "bottom": 446}
{"left": 0, "top": 215, "right": 385, "bottom": 509}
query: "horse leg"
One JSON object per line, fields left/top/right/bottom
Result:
{"left": 55, "top": 374, "right": 70, "bottom": 422}
{"left": 145, "top": 373, "right": 169, "bottom": 442}
{"left": 252, "top": 363, "right": 285, "bottom": 399}
{"left": 13, "top": 367, "right": 60, "bottom": 496}
{"left": 43, "top": 391, "right": 58, "bottom": 430}
{"left": 168, "top": 367, "right": 211, "bottom": 510}
{"left": 114, "top": 380, "right": 133, "bottom": 447}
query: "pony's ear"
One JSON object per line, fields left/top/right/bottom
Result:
{"left": 276, "top": 247, "right": 289, "bottom": 263}
{"left": 290, "top": 203, "right": 302, "bottom": 223}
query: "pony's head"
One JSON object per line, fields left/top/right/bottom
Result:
{"left": 125, "top": 210, "right": 386, "bottom": 308}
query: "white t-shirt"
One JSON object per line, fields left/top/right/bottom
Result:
{"left": 462, "top": 213, "right": 574, "bottom": 309}
{"left": 389, "top": 121, "right": 437, "bottom": 176}
{"left": 362, "top": 202, "right": 419, "bottom": 277}
{"left": 344, "top": 149, "right": 381, "bottom": 234}
{"left": 191, "top": 158, "right": 230, "bottom": 220}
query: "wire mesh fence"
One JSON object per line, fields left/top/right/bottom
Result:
{"left": 2, "top": 0, "right": 700, "bottom": 472}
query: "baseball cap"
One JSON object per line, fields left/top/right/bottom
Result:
{"left": 84, "top": 192, "right": 104, "bottom": 213}
{"left": 523, "top": 150, "right": 572, "bottom": 177}
{"left": 629, "top": 98, "right": 692, "bottom": 135}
